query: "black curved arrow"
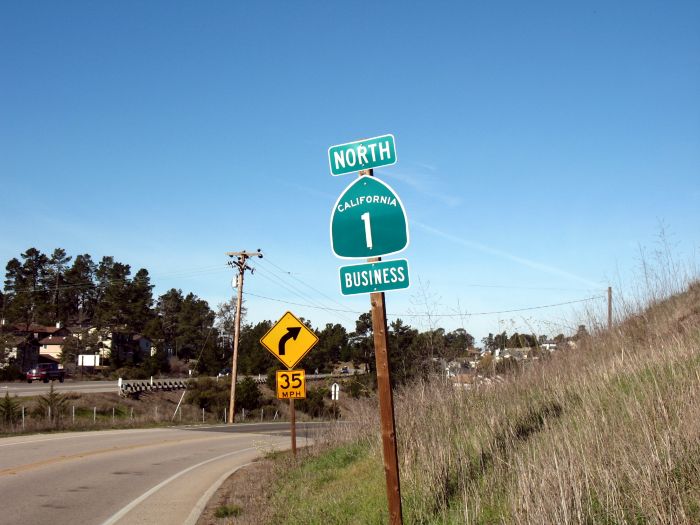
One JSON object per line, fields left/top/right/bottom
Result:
{"left": 278, "top": 326, "right": 301, "bottom": 356}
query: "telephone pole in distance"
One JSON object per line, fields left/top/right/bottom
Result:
{"left": 226, "top": 249, "right": 262, "bottom": 424}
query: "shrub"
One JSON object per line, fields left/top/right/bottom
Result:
{"left": 235, "top": 377, "right": 262, "bottom": 412}
{"left": 495, "top": 356, "right": 520, "bottom": 375}
{"left": 186, "top": 377, "right": 229, "bottom": 412}
{"left": 0, "top": 392, "right": 21, "bottom": 426}
{"left": 0, "top": 364, "right": 23, "bottom": 381}
{"left": 297, "top": 387, "right": 329, "bottom": 418}
{"left": 214, "top": 504, "right": 242, "bottom": 518}
{"left": 36, "top": 385, "right": 68, "bottom": 426}
{"left": 347, "top": 374, "right": 373, "bottom": 398}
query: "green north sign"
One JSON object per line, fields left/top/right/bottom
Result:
{"left": 328, "top": 134, "right": 397, "bottom": 176}
{"left": 339, "top": 259, "right": 410, "bottom": 296}
{"left": 330, "top": 176, "right": 409, "bottom": 259}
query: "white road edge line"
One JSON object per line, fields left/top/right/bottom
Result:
{"left": 182, "top": 461, "right": 255, "bottom": 525}
{"left": 100, "top": 446, "right": 257, "bottom": 525}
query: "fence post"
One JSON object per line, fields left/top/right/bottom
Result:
{"left": 93, "top": 406, "right": 96, "bottom": 423}
{"left": 22, "top": 406, "right": 25, "bottom": 430}
{"left": 242, "top": 408, "right": 245, "bottom": 421}
{"left": 72, "top": 406, "right": 75, "bottom": 424}
{"left": 130, "top": 407, "right": 133, "bottom": 420}
{"left": 48, "top": 406, "right": 51, "bottom": 422}
{"left": 261, "top": 408, "right": 264, "bottom": 422}
{"left": 202, "top": 407, "right": 205, "bottom": 422}
{"left": 224, "top": 408, "right": 227, "bottom": 423}
{"left": 112, "top": 407, "right": 115, "bottom": 423}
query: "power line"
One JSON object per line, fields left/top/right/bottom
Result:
{"left": 255, "top": 258, "right": 356, "bottom": 324}
{"left": 260, "top": 257, "right": 354, "bottom": 311}
{"left": 448, "top": 283, "right": 604, "bottom": 292}
{"left": 251, "top": 265, "right": 333, "bottom": 312}
{"left": 242, "top": 291, "right": 606, "bottom": 318}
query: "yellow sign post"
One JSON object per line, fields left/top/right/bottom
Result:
{"left": 260, "top": 311, "right": 319, "bottom": 369}
{"left": 276, "top": 370, "right": 306, "bottom": 399}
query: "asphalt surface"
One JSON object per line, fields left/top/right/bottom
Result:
{"left": 1, "top": 379, "right": 122, "bottom": 397}
{"left": 0, "top": 372, "right": 360, "bottom": 398}
{"left": 0, "top": 422, "right": 322, "bottom": 525}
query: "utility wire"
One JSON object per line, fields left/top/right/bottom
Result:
{"left": 250, "top": 260, "right": 356, "bottom": 324}
{"left": 242, "top": 291, "right": 606, "bottom": 318}
{"left": 4, "top": 260, "right": 606, "bottom": 296}
{"left": 250, "top": 264, "right": 332, "bottom": 312}
{"left": 449, "top": 283, "right": 604, "bottom": 292}
{"left": 259, "top": 256, "right": 354, "bottom": 312}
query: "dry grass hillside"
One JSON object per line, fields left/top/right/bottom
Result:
{"left": 272, "top": 280, "right": 700, "bottom": 524}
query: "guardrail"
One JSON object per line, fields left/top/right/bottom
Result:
{"left": 118, "top": 378, "right": 188, "bottom": 397}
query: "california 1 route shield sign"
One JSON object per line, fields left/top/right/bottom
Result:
{"left": 330, "top": 176, "right": 409, "bottom": 259}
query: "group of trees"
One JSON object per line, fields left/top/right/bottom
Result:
{"left": 481, "top": 332, "right": 547, "bottom": 352}
{"left": 2, "top": 247, "right": 156, "bottom": 331}
{"left": 2, "top": 248, "right": 219, "bottom": 373}
{"left": 2, "top": 247, "right": 485, "bottom": 383}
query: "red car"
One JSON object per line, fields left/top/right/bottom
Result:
{"left": 26, "top": 363, "right": 66, "bottom": 383}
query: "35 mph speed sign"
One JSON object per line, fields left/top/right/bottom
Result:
{"left": 276, "top": 370, "right": 306, "bottom": 399}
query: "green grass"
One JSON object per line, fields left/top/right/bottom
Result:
{"left": 267, "top": 443, "right": 387, "bottom": 525}
{"left": 215, "top": 504, "right": 242, "bottom": 518}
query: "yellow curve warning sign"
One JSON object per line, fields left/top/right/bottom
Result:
{"left": 260, "top": 311, "right": 319, "bottom": 369}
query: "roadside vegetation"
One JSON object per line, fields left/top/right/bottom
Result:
{"left": 0, "top": 374, "right": 346, "bottom": 436}
{"left": 261, "top": 276, "right": 700, "bottom": 522}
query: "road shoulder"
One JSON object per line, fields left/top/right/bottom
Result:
{"left": 196, "top": 457, "right": 278, "bottom": 525}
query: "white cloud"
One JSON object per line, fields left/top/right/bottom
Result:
{"left": 413, "top": 220, "right": 604, "bottom": 289}
{"left": 382, "top": 165, "right": 462, "bottom": 208}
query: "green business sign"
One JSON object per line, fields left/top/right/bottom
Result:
{"left": 339, "top": 259, "right": 410, "bottom": 296}
{"left": 330, "top": 176, "right": 409, "bottom": 259}
{"left": 328, "top": 134, "right": 397, "bottom": 176}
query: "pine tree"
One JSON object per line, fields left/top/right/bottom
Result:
{"left": 126, "top": 268, "right": 154, "bottom": 333}
{"left": 3, "top": 249, "right": 49, "bottom": 325}
{"left": 154, "top": 288, "right": 184, "bottom": 356}
{"left": 44, "top": 248, "right": 72, "bottom": 325}
{"left": 94, "top": 256, "right": 132, "bottom": 329}
{"left": 64, "top": 254, "right": 97, "bottom": 325}
{"left": 0, "top": 392, "right": 20, "bottom": 426}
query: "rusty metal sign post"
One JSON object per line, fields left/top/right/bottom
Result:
{"left": 369, "top": 277, "right": 403, "bottom": 524}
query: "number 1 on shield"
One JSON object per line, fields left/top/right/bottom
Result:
{"left": 361, "top": 212, "right": 373, "bottom": 249}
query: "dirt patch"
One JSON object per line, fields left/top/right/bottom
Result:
{"left": 196, "top": 457, "right": 278, "bottom": 525}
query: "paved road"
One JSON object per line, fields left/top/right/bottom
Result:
{"left": 0, "top": 371, "right": 361, "bottom": 397}
{"left": 0, "top": 422, "right": 321, "bottom": 525}
{"left": 0, "top": 379, "right": 122, "bottom": 397}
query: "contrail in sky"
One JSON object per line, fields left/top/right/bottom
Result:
{"left": 413, "top": 220, "right": 604, "bottom": 289}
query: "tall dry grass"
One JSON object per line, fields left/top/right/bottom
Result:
{"left": 323, "top": 275, "right": 700, "bottom": 523}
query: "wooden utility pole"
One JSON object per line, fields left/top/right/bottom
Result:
{"left": 360, "top": 168, "right": 403, "bottom": 525}
{"left": 607, "top": 286, "right": 613, "bottom": 331}
{"left": 226, "top": 250, "right": 262, "bottom": 424}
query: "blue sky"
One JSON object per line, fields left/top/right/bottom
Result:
{"left": 2, "top": 1, "right": 699, "bottom": 340}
